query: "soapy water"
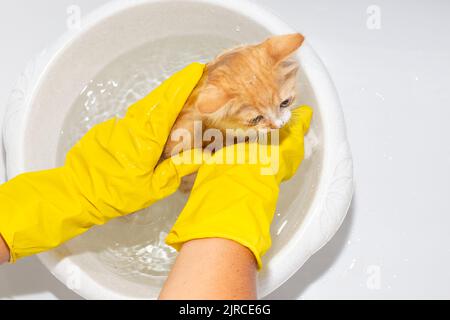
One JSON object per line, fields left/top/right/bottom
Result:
{"left": 58, "top": 35, "right": 239, "bottom": 279}
{"left": 58, "top": 34, "right": 317, "bottom": 280}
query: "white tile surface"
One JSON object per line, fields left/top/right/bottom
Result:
{"left": 1, "top": 0, "right": 449, "bottom": 299}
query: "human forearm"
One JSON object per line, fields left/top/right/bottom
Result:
{"left": 159, "top": 238, "right": 257, "bottom": 300}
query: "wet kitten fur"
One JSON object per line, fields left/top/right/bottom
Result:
{"left": 163, "top": 33, "right": 305, "bottom": 191}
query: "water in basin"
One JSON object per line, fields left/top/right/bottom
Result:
{"left": 57, "top": 34, "right": 319, "bottom": 284}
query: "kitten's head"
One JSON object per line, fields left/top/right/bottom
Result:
{"left": 194, "top": 33, "right": 304, "bottom": 130}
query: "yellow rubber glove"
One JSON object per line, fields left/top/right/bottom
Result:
{"left": 166, "top": 106, "right": 313, "bottom": 269}
{"left": 0, "top": 63, "right": 205, "bottom": 262}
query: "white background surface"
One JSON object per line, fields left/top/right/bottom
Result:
{"left": 1, "top": 0, "right": 449, "bottom": 300}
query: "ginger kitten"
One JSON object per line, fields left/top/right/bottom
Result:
{"left": 163, "top": 33, "right": 305, "bottom": 191}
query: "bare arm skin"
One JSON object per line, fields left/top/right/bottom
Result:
{"left": 0, "top": 234, "right": 10, "bottom": 264}
{"left": 159, "top": 238, "right": 257, "bottom": 300}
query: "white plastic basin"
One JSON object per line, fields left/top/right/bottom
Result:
{"left": 2, "top": 0, "right": 353, "bottom": 299}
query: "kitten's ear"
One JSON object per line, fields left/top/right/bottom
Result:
{"left": 263, "top": 33, "right": 305, "bottom": 63}
{"left": 195, "top": 85, "right": 229, "bottom": 114}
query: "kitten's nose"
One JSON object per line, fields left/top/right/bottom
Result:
{"left": 270, "top": 119, "right": 283, "bottom": 129}
{"left": 270, "top": 110, "right": 292, "bottom": 129}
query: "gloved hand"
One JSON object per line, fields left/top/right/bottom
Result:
{"left": 0, "top": 63, "right": 205, "bottom": 262}
{"left": 166, "top": 106, "right": 313, "bottom": 269}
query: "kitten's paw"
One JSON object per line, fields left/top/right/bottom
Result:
{"left": 179, "top": 174, "right": 197, "bottom": 193}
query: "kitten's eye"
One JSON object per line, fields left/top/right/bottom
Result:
{"left": 280, "top": 98, "right": 293, "bottom": 108}
{"left": 250, "top": 115, "right": 264, "bottom": 125}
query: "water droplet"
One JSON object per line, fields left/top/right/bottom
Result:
{"left": 235, "top": 25, "right": 241, "bottom": 32}
{"left": 80, "top": 85, "right": 89, "bottom": 95}
{"left": 276, "top": 220, "right": 288, "bottom": 235}
{"left": 375, "top": 92, "right": 385, "bottom": 101}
